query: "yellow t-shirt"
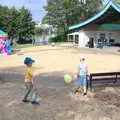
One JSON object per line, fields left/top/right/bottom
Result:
{"left": 25, "top": 67, "right": 33, "bottom": 82}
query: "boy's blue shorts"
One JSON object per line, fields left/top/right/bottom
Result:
{"left": 75, "top": 75, "right": 87, "bottom": 86}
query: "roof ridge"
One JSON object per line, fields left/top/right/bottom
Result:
{"left": 69, "top": 1, "right": 120, "bottom": 30}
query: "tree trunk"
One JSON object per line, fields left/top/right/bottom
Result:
{"left": 10, "top": 36, "right": 14, "bottom": 46}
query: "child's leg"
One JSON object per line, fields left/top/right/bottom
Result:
{"left": 73, "top": 86, "right": 80, "bottom": 93}
{"left": 31, "top": 88, "right": 37, "bottom": 102}
{"left": 83, "top": 85, "right": 87, "bottom": 94}
{"left": 81, "top": 75, "right": 87, "bottom": 95}
{"left": 31, "top": 88, "right": 39, "bottom": 104}
{"left": 23, "top": 83, "right": 32, "bottom": 101}
{"left": 78, "top": 86, "right": 83, "bottom": 93}
{"left": 75, "top": 76, "right": 82, "bottom": 93}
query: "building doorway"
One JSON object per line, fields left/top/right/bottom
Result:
{"left": 98, "top": 33, "right": 106, "bottom": 48}
{"left": 88, "top": 37, "right": 94, "bottom": 48}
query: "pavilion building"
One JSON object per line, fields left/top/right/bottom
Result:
{"left": 68, "top": 1, "right": 120, "bottom": 48}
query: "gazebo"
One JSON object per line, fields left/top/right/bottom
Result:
{"left": 68, "top": 1, "right": 120, "bottom": 48}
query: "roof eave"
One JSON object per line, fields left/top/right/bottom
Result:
{"left": 69, "top": 1, "right": 120, "bottom": 31}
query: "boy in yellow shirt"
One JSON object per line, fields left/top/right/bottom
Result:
{"left": 22, "top": 57, "right": 39, "bottom": 104}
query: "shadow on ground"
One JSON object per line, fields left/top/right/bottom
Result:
{"left": 1, "top": 69, "right": 120, "bottom": 120}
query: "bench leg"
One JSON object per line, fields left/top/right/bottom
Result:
{"left": 89, "top": 77, "right": 92, "bottom": 92}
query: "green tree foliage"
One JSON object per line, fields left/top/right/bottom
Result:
{"left": 18, "top": 7, "right": 35, "bottom": 43}
{"left": 114, "top": 0, "right": 120, "bottom": 3}
{"left": 102, "top": 0, "right": 120, "bottom": 5}
{"left": 43, "top": 0, "right": 102, "bottom": 36}
{"left": 35, "top": 27, "right": 48, "bottom": 35}
{"left": 0, "top": 5, "right": 10, "bottom": 30}
{"left": 0, "top": 5, "right": 35, "bottom": 44}
{"left": 7, "top": 7, "right": 20, "bottom": 41}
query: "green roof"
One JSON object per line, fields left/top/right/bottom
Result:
{"left": 69, "top": 1, "right": 120, "bottom": 30}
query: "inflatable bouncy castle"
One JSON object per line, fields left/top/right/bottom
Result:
{"left": 0, "top": 30, "right": 12, "bottom": 55}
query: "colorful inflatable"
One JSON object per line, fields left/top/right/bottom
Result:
{"left": 0, "top": 30, "right": 12, "bottom": 55}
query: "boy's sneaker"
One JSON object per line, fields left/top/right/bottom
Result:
{"left": 22, "top": 99, "right": 30, "bottom": 103}
{"left": 83, "top": 93, "right": 87, "bottom": 96}
{"left": 31, "top": 101, "right": 39, "bottom": 105}
{"left": 73, "top": 89, "right": 79, "bottom": 94}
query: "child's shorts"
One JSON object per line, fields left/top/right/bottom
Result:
{"left": 75, "top": 75, "right": 87, "bottom": 86}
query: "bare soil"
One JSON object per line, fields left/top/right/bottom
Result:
{"left": 0, "top": 45, "right": 120, "bottom": 120}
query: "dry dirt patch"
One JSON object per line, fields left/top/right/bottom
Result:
{"left": 0, "top": 46, "right": 120, "bottom": 120}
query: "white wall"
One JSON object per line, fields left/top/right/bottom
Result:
{"left": 84, "top": 31, "right": 96, "bottom": 46}
{"left": 110, "top": 31, "right": 120, "bottom": 42}
{"left": 78, "top": 30, "right": 120, "bottom": 47}
{"left": 78, "top": 30, "right": 97, "bottom": 47}
{"left": 96, "top": 31, "right": 120, "bottom": 43}
{"left": 78, "top": 31, "right": 86, "bottom": 47}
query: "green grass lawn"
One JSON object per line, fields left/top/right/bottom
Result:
{"left": 13, "top": 42, "right": 71, "bottom": 51}
{"left": 13, "top": 44, "right": 43, "bottom": 51}
{"left": 13, "top": 44, "right": 33, "bottom": 50}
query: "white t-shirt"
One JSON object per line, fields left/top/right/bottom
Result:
{"left": 77, "top": 62, "right": 88, "bottom": 75}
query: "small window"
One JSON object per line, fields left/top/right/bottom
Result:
{"left": 69, "top": 35, "right": 74, "bottom": 42}
{"left": 100, "top": 33, "right": 105, "bottom": 39}
{"left": 75, "top": 35, "right": 79, "bottom": 44}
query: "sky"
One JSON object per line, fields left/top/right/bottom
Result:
{"left": 0, "top": 0, "right": 110, "bottom": 21}
{"left": 0, "top": 0, "right": 47, "bottom": 21}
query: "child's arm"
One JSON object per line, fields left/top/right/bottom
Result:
{"left": 86, "top": 65, "right": 88, "bottom": 75}
{"left": 31, "top": 75, "right": 36, "bottom": 88}
{"left": 32, "top": 79, "right": 36, "bottom": 88}
{"left": 73, "top": 67, "right": 79, "bottom": 82}
{"left": 77, "top": 65, "right": 80, "bottom": 75}
{"left": 28, "top": 69, "right": 36, "bottom": 87}
{"left": 72, "top": 74, "right": 78, "bottom": 82}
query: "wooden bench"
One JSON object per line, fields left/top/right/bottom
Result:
{"left": 89, "top": 72, "right": 120, "bottom": 91}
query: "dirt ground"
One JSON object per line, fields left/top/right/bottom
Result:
{"left": 0, "top": 45, "right": 120, "bottom": 120}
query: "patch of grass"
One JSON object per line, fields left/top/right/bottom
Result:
{"left": 12, "top": 42, "right": 72, "bottom": 51}
{"left": 55, "top": 42, "right": 73, "bottom": 46}
{"left": 57, "top": 42, "right": 71, "bottom": 44}
{"left": 13, "top": 44, "right": 33, "bottom": 50}
{"left": 13, "top": 44, "right": 43, "bottom": 51}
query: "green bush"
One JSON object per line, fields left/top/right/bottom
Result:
{"left": 49, "top": 34, "right": 67, "bottom": 43}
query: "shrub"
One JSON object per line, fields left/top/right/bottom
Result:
{"left": 49, "top": 34, "right": 67, "bottom": 43}
{"left": 17, "top": 39, "right": 32, "bottom": 44}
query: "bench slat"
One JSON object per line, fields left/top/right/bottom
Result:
{"left": 91, "top": 78, "right": 117, "bottom": 81}
{"left": 89, "top": 72, "right": 120, "bottom": 91}
{"left": 90, "top": 72, "right": 120, "bottom": 77}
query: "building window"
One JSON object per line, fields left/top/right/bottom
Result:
{"left": 100, "top": 33, "right": 106, "bottom": 39}
{"left": 75, "top": 35, "right": 79, "bottom": 44}
{"left": 69, "top": 35, "right": 74, "bottom": 42}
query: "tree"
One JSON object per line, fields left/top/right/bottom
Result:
{"left": 18, "top": 7, "right": 35, "bottom": 43}
{"left": 114, "top": 0, "right": 120, "bottom": 3}
{"left": 103, "top": 0, "right": 120, "bottom": 4}
{"left": 43, "top": 0, "right": 102, "bottom": 37}
{"left": 6, "top": 7, "right": 20, "bottom": 43}
{"left": 0, "top": 5, "right": 35, "bottom": 44}
{"left": 35, "top": 27, "right": 48, "bottom": 35}
{"left": 0, "top": 5, "right": 10, "bottom": 31}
